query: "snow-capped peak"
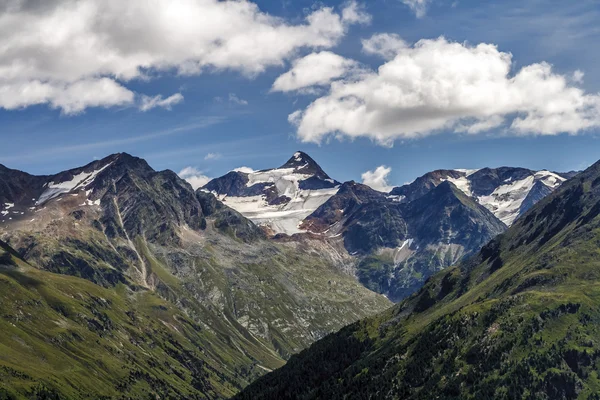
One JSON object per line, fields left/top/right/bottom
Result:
{"left": 204, "top": 151, "right": 340, "bottom": 235}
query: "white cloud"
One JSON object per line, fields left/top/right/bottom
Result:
{"left": 272, "top": 51, "right": 361, "bottom": 93}
{"left": 228, "top": 93, "right": 248, "bottom": 106}
{"left": 204, "top": 152, "right": 222, "bottom": 161}
{"left": 0, "top": 0, "right": 367, "bottom": 113}
{"left": 401, "top": 0, "right": 431, "bottom": 18}
{"left": 214, "top": 93, "right": 249, "bottom": 105}
{"left": 233, "top": 166, "right": 255, "bottom": 174}
{"left": 179, "top": 166, "right": 211, "bottom": 190}
{"left": 341, "top": 1, "right": 372, "bottom": 25}
{"left": 573, "top": 70, "right": 585, "bottom": 84}
{"left": 139, "top": 93, "right": 184, "bottom": 112}
{"left": 290, "top": 36, "right": 600, "bottom": 145}
{"left": 0, "top": 78, "right": 134, "bottom": 115}
{"left": 362, "top": 33, "right": 407, "bottom": 60}
{"left": 362, "top": 165, "right": 393, "bottom": 192}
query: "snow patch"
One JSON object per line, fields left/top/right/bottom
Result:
{"left": 398, "top": 238, "right": 413, "bottom": 250}
{"left": 37, "top": 162, "right": 113, "bottom": 205}
{"left": 1, "top": 203, "right": 14, "bottom": 217}
{"left": 387, "top": 195, "right": 405, "bottom": 203}
{"left": 446, "top": 176, "right": 472, "bottom": 196}
{"left": 534, "top": 170, "right": 565, "bottom": 188}
{"left": 455, "top": 168, "right": 480, "bottom": 177}
{"left": 477, "top": 176, "right": 535, "bottom": 226}
{"left": 80, "top": 199, "right": 101, "bottom": 207}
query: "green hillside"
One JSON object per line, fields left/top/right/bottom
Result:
{"left": 0, "top": 243, "right": 243, "bottom": 399}
{"left": 237, "top": 161, "right": 600, "bottom": 399}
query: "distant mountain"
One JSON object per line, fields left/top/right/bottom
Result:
{"left": 204, "top": 154, "right": 572, "bottom": 302}
{"left": 390, "top": 167, "right": 570, "bottom": 226}
{"left": 0, "top": 153, "right": 390, "bottom": 398}
{"left": 302, "top": 180, "right": 506, "bottom": 301}
{"left": 203, "top": 151, "right": 340, "bottom": 235}
{"left": 236, "top": 159, "right": 600, "bottom": 400}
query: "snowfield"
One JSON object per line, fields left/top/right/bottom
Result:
{"left": 219, "top": 187, "right": 339, "bottom": 235}
{"left": 216, "top": 166, "right": 339, "bottom": 235}
{"left": 37, "top": 162, "right": 113, "bottom": 205}
{"left": 437, "top": 170, "right": 566, "bottom": 226}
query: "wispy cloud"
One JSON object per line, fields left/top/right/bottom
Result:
{"left": 139, "top": 93, "right": 184, "bottom": 111}
{"left": 0, "top": 117, "right": 225, "bottom": 164}
{"left": 214, "top": 93, "right": 249, "bottom": 106}
{"left": 204, "top": 152, "right": 222, "bottom": 161}
{"left": 401, "top": 0, "right": 431, "bottom": 18}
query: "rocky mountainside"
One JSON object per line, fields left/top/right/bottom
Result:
{"left": 390, "top": 167, "right": 571, "bottom": 226}
{"left": 237, "top": 159, "right": 600, "bottom": 400}
{"left": 302, "top": 180, "right": 506, "bottom": 301}
{"left": 204, "top": 154, "right": 571, "bottom": 302}
{"left": 204, "top": 152, "right": 340, "bottom": 235}
{"left": 0, "top": 154, "right": 390, "bottom": 399}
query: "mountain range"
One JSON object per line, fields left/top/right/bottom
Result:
{"left": 237, "top": 157, "right": 600, "bottom": 400}
{"left": 0, "top": 153, "right": 390, "bottom": 399}
{"left": 203, "top": 152, "right": 573, "bottom": 301}
{"left": 0, "top": 151, "right": 578, "bottom": 398}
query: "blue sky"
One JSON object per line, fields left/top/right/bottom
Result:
{"left": 1, "top": 0, "right": 600, "bottom": 188}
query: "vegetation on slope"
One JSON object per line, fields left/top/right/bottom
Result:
{"left": 0, "top": 154, "right": 391, "bottom": 399}
{"left": 237, "top": 162, "right": 600, "bottom": 399}
{"left": 0, "top": 244, "right": 242, "bottom": 399}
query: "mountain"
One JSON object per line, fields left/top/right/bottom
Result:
{"left": 0, "top": 154, "right": 390, "bottom": 398}
{"left": 204, "top": 154, "right": 570, "bottom": 302}
{"left": 302, "top": 180, "right": 506, "bottom": 301}
{"left": 390, "top": 167, "right": 569, "bottom": 226}
{"left": 203, "top": 151, "right": 340, "bottom": 235}
{"left": 236, "top": 159, "right": 600, "bottom": 400}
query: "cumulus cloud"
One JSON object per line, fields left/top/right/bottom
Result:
{"left": 272, "top": 51, "right": 361, "bottom": 93}
{"left": 179, "top": 166, "right": 211, "bottom": 190}
{"left": 0, "top": 0, "right": 367, "bottom": 113}
{"left": 0, "top": 78, "right": 134, "bottom": 115}
{"left": 290, "top": 36, "right": 600, "bottom": 145}
{"left": 340, "top": 1, "right": 372, "bottom": 25}
{"left": 362, "top": 33, "right": 407, "bottom": 60}
{"left": 139, "top": 93, "right": 184, "bottom": 112}
{"left": 362, "top": 166, "right": 393, "bottom": 192}
{"left": 401, "top": 0, "right": 431, "bottom": 18}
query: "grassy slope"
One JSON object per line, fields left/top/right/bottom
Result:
{"left": 0, "top": 226, "right": 390, "bottom": 399}
{"left": 0, "top": 252, "right": 244, "bottom": 399}
{"left": 237, "top": 163, "right": 600, "bottom": 400}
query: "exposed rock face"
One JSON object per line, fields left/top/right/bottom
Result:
{"left": 0, "top": 153, "right": 391, "bottom": 398}
{"left": 304, "top": 180, "right": 506, "bottom": 301}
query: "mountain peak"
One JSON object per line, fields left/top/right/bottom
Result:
{"left": 280, "top": 151, "right": 314, "bottom": 168}
{"left": 279, "top": 151, "right": 332, "bottom": 179}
